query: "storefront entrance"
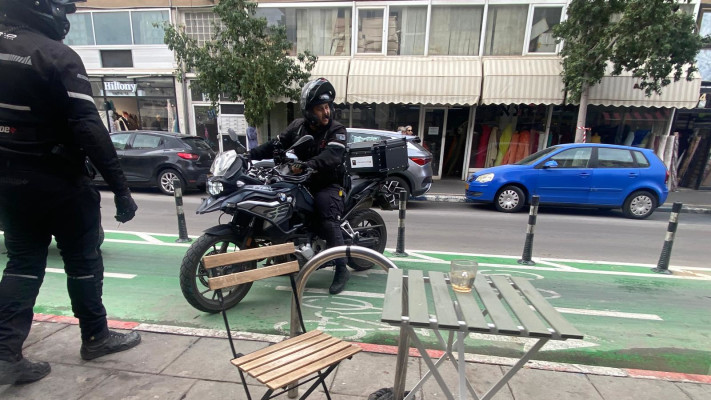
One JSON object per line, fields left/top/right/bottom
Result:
{"left": 420, "top": 107, "right": 471, "bottom": 179}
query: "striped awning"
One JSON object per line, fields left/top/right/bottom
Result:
{"left": 587, "top": 64, "right": 701, "bottom": 109}
{"left": 346, "top": 56, "right": 482, "bottom": 105}
{"left": 307, "top": 57, "right": 350, "bottom": 104}
{"left": 481, "top": 57, "right": 565, "bottom": 105}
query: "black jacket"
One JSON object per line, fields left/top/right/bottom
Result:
{"left": 0, "top": 24, "right": 129, "bottom": 195}
{"left": 250, "top": 118, "right": 347, "bottom": 191}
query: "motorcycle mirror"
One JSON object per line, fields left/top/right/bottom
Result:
{"left": 289, "top": 135, "right": 314, "bottom": 151}
{"left": 227, "top": 128, "right": 248, "bottom": 154}
{"left": 227, "top": 128, "right": 239, "bottom": 142}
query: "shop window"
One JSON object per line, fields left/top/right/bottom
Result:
{"left": 429, "top": 6, "right": 483, "bottom": 56}
{"left": 137, "top": 77, "right": 175, "bottom": 97}
{"left": 527, "top": 7, "right": 563, "bottom": 54}
{"left": 358, "top": 9, "right": 385, "bottom": 54}
{"left": 93, "top": 12, "right": 132, "bottom": 45}
{"left": 184, "top": 12, "right": 222, "bottom": 47}
{"left": 389, "top": 6, "right": 426, "bottom": 55}
{"left": 550, "top": 148, "right": 591, "bottom": 168}
{"left": 132, "top": 11, "right": 170, "bottom": 45}
{"left": 597, "top": 148, "right": 635, "bottom": 168}
{"left": 483, "top": 5, "right": 528, "bottom": 55}
{"left": 100, "top": 50, "right": 133, "bottom": 68}
{"left": 65, "top": 13, "right": 94, "bottom": 45}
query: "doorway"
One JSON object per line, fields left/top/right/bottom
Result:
{"left": 421, "top": 108, "right": 446, "bottom": 177}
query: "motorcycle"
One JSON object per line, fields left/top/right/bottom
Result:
{"left": 179, "top": 135, "right": 398, "bottom": 313}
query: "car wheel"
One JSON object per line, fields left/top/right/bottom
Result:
{"left": 385, "top": 176, "right": 410, "bottom": 202}
{"left": 158, "top": 169, "right": 184, "bottom": 196}
{"left": 495, "top": 185, "right": 525, "bottom": 213}
{"left": 623, "top": 190, "right": 656, "bottom": 219}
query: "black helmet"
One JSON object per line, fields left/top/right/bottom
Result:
{"left": 0, "top": 0, "right": 84, "bottom": 40}
{"left": 300, "top": 78, "right": 336, "bottom": 127}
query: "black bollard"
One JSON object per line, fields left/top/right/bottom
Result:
{"left": 518, "top": 195, "right": 539, "bottom": 266}
{"left": 173, "top": 178, "right": 192, "bottom": 243}
{"left": 652, "top": 202, "right": 682, "bottom": 275}
{"left": 393, "top": 188, "right": 408, "bottom": 257}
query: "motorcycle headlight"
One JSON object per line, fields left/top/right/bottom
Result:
{"left": 475, "top": 173, "right": 494, "bottom": 183}
{"left": 207, "top": 180, "right": 223, "bottom": 196}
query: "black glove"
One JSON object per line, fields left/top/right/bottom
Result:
{"left": 114, "top": 193, "right": 138, "bottom": 223}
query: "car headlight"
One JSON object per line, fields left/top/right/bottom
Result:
{"left": 475, "top": 173, "right": 494, "bottom": 183}
{"left": 207, "top": 180, "right": 223, "bottom": 196}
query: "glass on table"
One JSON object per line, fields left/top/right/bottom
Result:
{"left": 449, "top": 259, "right": 478, "bottom": 293}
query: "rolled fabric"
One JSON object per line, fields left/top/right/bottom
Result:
{"left": 495, "top": 123, "right": 513, "bottom": 165}
{"left": 657, "top": 134, "right": 669, "bottom": 160}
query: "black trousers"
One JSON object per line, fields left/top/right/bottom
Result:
{"left": 313, "top": 184, "right": 346, "bottom": 268}
{"left": 0, "top": 172, "right": 108, "bottom": 361}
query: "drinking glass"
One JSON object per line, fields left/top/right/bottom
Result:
{"left": 449, "top": 259, "right": 478, "bottom": 293}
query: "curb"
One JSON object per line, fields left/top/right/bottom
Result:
{"left": 420, "top": 194, "right": 711, "bottom": 214}
{"left": 32, "top": 313, "right": 711, "bottom": 385}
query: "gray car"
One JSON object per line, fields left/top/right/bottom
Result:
{"left": 346, "top": 128, "right": 433, "bottom": 198}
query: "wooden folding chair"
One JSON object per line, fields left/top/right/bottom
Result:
{"left": 204, "top": 243, "right": 361, "bottom": 400}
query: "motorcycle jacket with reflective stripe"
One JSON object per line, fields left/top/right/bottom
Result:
{"left": 250, "top": 118, "right": 347, "bottom": 191}
{"left": 0, "top": 24, "right": 129, "bottom": 194}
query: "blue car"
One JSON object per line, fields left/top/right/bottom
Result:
{"left": 465, "top": 143, "right": 669, "bottom": 219}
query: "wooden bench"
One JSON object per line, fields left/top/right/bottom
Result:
{"left": 204, "top": 242, "right": 361, "bottom": 399}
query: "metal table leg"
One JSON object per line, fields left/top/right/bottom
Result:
{"left": 480, "top": 338, "right": 549, "bottom": 400}
{"left": 393, "top": 324, "right": 410, "bottom": 400}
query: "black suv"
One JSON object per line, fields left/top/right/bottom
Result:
{"left": 95, "top": 130, "right": 216, "bottom": 195}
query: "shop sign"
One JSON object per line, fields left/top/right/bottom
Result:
{"left": 104, "top": 81, "right": 137, "bottom": 96}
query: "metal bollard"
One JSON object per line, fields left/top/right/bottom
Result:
{"left": 173, "top": 178, "right": 192, "bottom": 243}
{"left": 393, "top": 188, "right": 408, "bottom": 257}
{"left": 517, "top": 195, "right": 539, "bottom": 266}
{"left": 652, "top": 202, "right": 682, "bottom": 275}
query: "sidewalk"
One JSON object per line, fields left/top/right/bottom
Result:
{"left": 421, "top": 179, "right": 711, "bottom": 214}
{"left": 2, "top": 316, "right": 708, "bottom": 399}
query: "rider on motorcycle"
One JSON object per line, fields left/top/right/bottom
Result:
{"left": 248, "top": 78, "right": 350, "bottom": 294}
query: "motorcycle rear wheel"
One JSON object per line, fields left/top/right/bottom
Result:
{"left": 179, "top": 233, "right": 256, "bottom": 313}
{"left": 347, "top": 209, "right": 387, "bottom": 271}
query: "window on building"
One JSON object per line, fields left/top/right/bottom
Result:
{"left": 94, "top": 12, "right": 132, "bottom": 45}
{"left": 254, "top": 7, "right": 351, "bottom": 56}
{"left": 358, "top": 9, "right": 385, "bottom": 54}
{"left": 698, "top": 11, "right": 711, "bottom": 81}
{"left": 100, "top": 50, "right": 133, "bottom": 68}
{"left": 527, "top": 7, "right": 563, "bottom": 54}
{"left": 184, "top": 12, "right": 222, "bottom": 47}
{"left": 429, "top": 5, "right": 483, "bottom": 56}
{"left": 65, "top": 13, "right": 94, "bottom": 45}
{"left": 132, "top": 10, "right": 170, "bottom": 45}
{"left": 483, "top": 5, "right": 528, "bottom": 55}
{"left": 389, "top": 6, "right": 426, "bottom": 55}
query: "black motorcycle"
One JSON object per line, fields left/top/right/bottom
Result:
{"left": 180, "top": 135, "right": 398, "bottom": 312}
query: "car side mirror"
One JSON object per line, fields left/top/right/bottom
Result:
{"left": 543, "top": 160, "right": 559, "bottom": 169}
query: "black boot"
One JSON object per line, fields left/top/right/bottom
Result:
{"left": 329, "top": 264, "right": 351, "bottom": 294}
{"left": 80, "top": 330, "right": 141, "bottom": 361}
{"left": 0, "top": 358, "right": 51, "bottom": 385}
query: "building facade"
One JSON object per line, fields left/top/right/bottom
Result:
{"left": 69, "top": 0, "right": 708, "bottom": 188}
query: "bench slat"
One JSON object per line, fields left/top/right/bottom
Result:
{"left": 203, "top": 243, "right": 295, "bottom": 269}
{"left": 263, "top": 345, "right": 361, "bottom": 390}
{"left": 407, "top": 270, "right": 430, "bottom": 326}
{"left": 231, "top": 330, "right": 322, "bottom": 367}
{"left": 511, "top": 277, "right": 584, "bottom": 339}
{"left": 474, "top": 277, "right": 521, "bottom": 335}
{"left": 208, "top": 261, "right": 300, "bottom": 290}
{"left": 490, "top": 275, "right": 550, "bottom": 337}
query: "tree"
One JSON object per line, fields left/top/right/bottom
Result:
{"left": 554, "top": 0, "right": 705, "bottom": 142}
{"left": 163, "top": 0, "right": 317, "bottom": 127}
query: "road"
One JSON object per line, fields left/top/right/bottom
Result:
{"left": 107, "top": 189, "right": 711, "bottom": 268}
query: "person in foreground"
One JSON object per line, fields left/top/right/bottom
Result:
{"left": 249, "top": 78, "right": 351, "bottom": 295}
{"left": 0, "top": 0, "right": 141, "bottom": 385}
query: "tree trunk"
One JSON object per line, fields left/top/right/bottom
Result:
{"left": 575, "top": 83, "right": 589, "bottom": 143}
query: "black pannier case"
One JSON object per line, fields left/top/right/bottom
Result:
{"left": 346, "top": 138, "right": 409, "bottom": 176}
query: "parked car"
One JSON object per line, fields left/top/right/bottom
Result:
{"left": 346, "top": 128, "right": 433, "bottom": 198}
{"left": 465, "top": 143, "right": 669, "bottom": 219}
{"left": 94, "top": 130, "right": 216, "bottom": 195}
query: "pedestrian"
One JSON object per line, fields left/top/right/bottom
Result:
{"left": 246, "top": 125, "right": 258, "bottom": 150}
{"left": 248, "top": 78, "right": 350, "bottom": 294}
{"left": 0, "top": 0, "right": 141, "bottom": 385}
{"left": 405, "top": 125, "right": 414, "bottom": 135}
{"left": 151, "top": 115, "right": 163, "bottom": 131}
{"left": 397, "top": 126, "right": 405, "bottom": 135}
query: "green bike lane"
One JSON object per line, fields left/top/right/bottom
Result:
{"left": 1, "top": 230, "right": 709, "bottom": 375}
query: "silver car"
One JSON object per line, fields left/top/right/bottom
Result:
{"left": 346, "top": 128, "right": 433, "bottom": 198}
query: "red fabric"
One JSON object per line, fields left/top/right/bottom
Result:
{"left": 475, "top": 125, "right": 491, "bottom": 168}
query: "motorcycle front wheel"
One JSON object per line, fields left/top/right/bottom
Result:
{"left": 346, "top": 209, "right": 387, "bottom": 271}
{"left": 179, "top": 233, "right": 256, "bottom": 313}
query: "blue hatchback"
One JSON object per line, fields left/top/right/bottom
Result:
{"left": 465, "top": 143, "right": 669, "bottom": 219}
